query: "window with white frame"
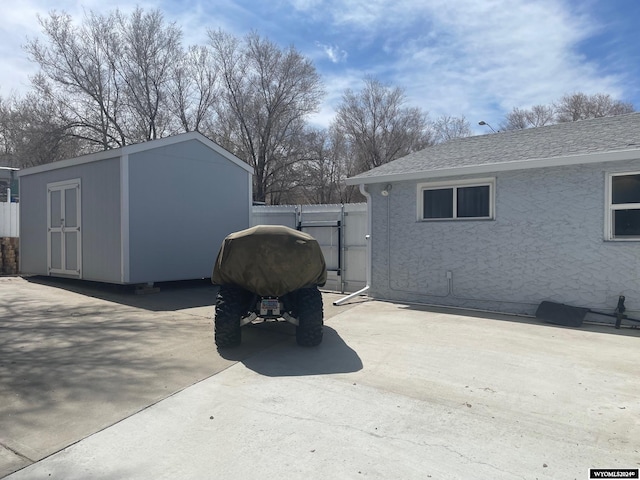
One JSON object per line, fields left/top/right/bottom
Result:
{"left": 607, "top": 172, "right": 640, "bottom": 240}
{"left": 418, "top": 178, "right": 495, "bottom": 221}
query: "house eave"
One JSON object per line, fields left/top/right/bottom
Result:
{"left": 344, "top": 148, "right": 640, "bottom": 186}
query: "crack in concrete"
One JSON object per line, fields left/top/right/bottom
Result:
{"left": 241, "top": 405, "right": 528, "bottom": 479}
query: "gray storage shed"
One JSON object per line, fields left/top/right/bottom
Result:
{"left": 18, "top": 132, "right": 253, "bottom": 285}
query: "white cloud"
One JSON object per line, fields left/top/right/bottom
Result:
{"left": 0, "top": 0, "right": 632, "bottom": 132}
{"left": 315, "top": 42, "right": 348, "bottom": 63}
{"left": 414, "top": 1, "right": 623, "bottom": 119}
{"left": 288, "top": 0, "right": 630, "bottom": 125}
{"left": 0, "top": 2, "right": 45, "bottom": 95}
{"left": 0, "top": 0, "right": 162, "bottom": 95}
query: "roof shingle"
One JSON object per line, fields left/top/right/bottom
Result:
{"left": 348, "top": 112, "right": 640, "bottom": 183}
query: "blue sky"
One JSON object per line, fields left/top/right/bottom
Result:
{"left": 0, "top": 0, "right": 638, "bottom": 133}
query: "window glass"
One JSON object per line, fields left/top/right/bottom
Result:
{"left": 457, "top": 185, "right": 490, "bottom": 218}
{"left": 613, "top": 209, "right": 640, "bottom": 237}
{"left": 423, "top": 188, "right": 453, "bottom": 219}
{"left": 612, "top": 174, "right": 640, "bottom": 204}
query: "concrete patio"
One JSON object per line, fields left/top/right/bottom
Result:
{"left": 1, "top": 276, "right": 638, "bottom": 479}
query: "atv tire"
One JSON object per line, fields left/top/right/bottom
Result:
{"left": 294, "top": 287, "right": 324, "bottom": 347}
{"left": 215, "top": 285, "right": 250, "bottom": 348}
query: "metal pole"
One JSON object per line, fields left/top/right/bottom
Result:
{"left": 339, "top": 203, "right": 345, "bottom": 294}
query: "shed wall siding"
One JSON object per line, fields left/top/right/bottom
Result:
{"left": 369, "top": 159, "right": 640, "bottom": 316}
{"left": 19, "top": 158, "right": 122, "bottom": 281}
{"left": 127, "top": 139, "right": 250, "bottom": 283}
{"left": 82, "top": 158, "right": 122, "bottom": 282}
{"left": 18, "top": 175, "right": 46, "bottom": 275}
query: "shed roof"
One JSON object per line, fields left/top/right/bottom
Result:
{"left": 346, "top": 112, "right": 640, "bottom": 185}
{"left": 18, "top": 131, "right": 254, "bottom": 177}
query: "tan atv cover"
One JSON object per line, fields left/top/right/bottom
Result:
{"left": 211, "top": 225, "right": 327, "bottom": 297}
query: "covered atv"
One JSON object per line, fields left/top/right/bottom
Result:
{"left": 211, "top": 225, "right": 327, "bottom": 348}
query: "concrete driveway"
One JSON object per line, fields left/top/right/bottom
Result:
{"left": 1, "top": 276, "right": 639, "bottom": 479}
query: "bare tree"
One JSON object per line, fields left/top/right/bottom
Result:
{"left": 26, "top": 11, "right": 126, "bottom": 149}
{"left": 500, "top": 105, "right": 555, "bottom": 131}
{"left": 333, "top": 77, "right": 433, "bottom": 173}
{"left": 290, "top": 128, "right": 341, "bottom": 204}
{"left": 528, "top": 104, "right": 557, "bottom": 126}
{"left": 208, "top": 30, "right": 324, "bottom": 203}
{"left": 555, "top": 92, "right": 634, "bottom": 122}
{"left": 112, "top": 8, "right": 182, "bottom": 141}
{"left": 500, "top": 108, "right": 528, "bottom": 131}
{"left": 168, "top": 45, "right": 219, "bottom": 133}
{"left": 501, "top": 93, "right": 634, "bottom": 130}
{"left": 0, "top": 91, "right": 80, "bottom": 168}
{"left": 263, "top": 121, "right": 309, "bottom": 205}
{"left": 26, "top": 8, "right": 184, "bottom": 149}
{"left": 431, "top": 115, "right": 472, "bottom": 142}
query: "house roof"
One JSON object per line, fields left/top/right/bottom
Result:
{"left": 0, "top": 167, "right": 19, "bottom": 181}
{"left": 345, "top": 112, "right": 640, "bottom": 185}
{"left": 18, "top": 131, "right": 254, "bottom": 177}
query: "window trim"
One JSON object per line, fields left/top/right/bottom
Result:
{"left": 605, "top": 171, "right": 640, "bottom": 241}
{"left": 417, "top": 177, "right": 495, "bottom": 222}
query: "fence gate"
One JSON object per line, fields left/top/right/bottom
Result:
{"left": 252, "top": 204, "right": 367, "bottom": 293}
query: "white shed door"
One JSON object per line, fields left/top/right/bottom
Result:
{"left": 47, "top": 179, "right": 82, "bottom": 277}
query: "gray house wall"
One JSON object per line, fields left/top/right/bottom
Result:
{"left": 127, "top": 139, "right": 250, "bottom": 284}
{"left": 369, "top": 159, "right": 640, "bottom": 317}
{"left": 19, "top": 158, "right": 122, "bottom": 282}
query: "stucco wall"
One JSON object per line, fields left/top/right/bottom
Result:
{"left": 369, "top": 159, "right": 640, "bottom": 317}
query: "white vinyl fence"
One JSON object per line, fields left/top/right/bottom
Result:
{"left": 0, "top": 201, "right": 19, "bottom": 237}
{"left": 252, "top": 204, "right": 368, "bottom": 293}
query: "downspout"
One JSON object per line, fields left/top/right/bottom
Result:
{"left": 333, "top": 183, "right": 371, "bottom": 306}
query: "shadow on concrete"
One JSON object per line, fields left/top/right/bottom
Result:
{"left": 25, "top": 275, "right": 218, "bottom": 312}
{"left": 0, "top": 276, "right": 364, "bottom": 477}
{"left": 0, "top": 280, "right": 280, "bottom": 471}
{"left": 0, "top": 302, "right": 186, "bottom": 439}
{"left": 23, "top": 276, "right": 368, "bottom": 315}
{"left": 22, "top": 276, "right": 367, "bottom": 321}
{"left": 219, "top": 325, "right": 363, "bottom": 377}
{"left": 397, "top": 302, "right": 640, "bottom": 337}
